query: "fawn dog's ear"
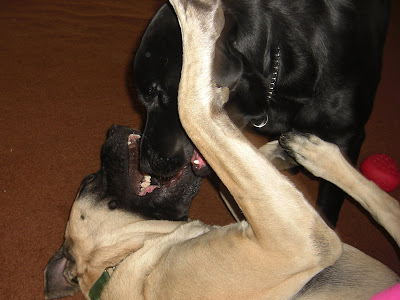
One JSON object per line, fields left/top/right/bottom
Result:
{"left": 44, "top": 246, "right": 80, "bottom": 299}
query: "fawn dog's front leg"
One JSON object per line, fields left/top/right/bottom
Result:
{"left": 280, "top": 132, "right": 400, "bottom": 246}
{"left": 170, "top": 0, "right": 342, "bottom": 297}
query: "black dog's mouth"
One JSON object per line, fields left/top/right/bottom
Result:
{"left": 128, "top": 134, "right": 207, "bottom": 196}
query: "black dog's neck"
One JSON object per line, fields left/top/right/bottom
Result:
{"left": 252, "top": 46, "right": 281, "bottom": 129}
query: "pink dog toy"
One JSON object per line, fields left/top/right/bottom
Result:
{"left": 371, "top": 283, "right": 400, "bottom": 299}
{"left": 361, "top": 154, "right": 400, "bottom": 192}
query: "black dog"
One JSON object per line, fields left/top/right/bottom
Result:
{"left": 133, "top": 0, "right": 391, "bottom": 226}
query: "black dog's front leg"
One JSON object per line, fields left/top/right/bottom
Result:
{"left": 316, "top": 181, "right": 346, "bottom": 227}
{"left": 316, "top": 130, "right": 365, "bottom": 227}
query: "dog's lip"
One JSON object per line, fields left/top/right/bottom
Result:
{"left": 190, "top": 149, "right": 208, "bottom": 174}
{"left": 128, "top": 133, "right": 190, "bottom": 196}
{"left": 138, "top": 167, "right": 187, "bottom": 196}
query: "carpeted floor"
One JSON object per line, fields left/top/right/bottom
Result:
{"left": 0, "top": 1, "right": 399, "bottom": 299}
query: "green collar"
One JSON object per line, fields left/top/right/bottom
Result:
{"left": 89, "top": 256, "right": 128, "bottom": 299}
{"left": 89, "top": 268, "right": 113, "bottom": 300}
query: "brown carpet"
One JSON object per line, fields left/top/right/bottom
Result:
{"left": 0, "top": 1, "right": 399, "bottom": 299}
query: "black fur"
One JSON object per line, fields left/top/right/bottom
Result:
{"left": 134, "top": 0, "right": 390, "bottom": 226}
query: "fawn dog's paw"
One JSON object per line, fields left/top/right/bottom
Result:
{"left": 280, "top": 132, "right": 343, "bottom": 179}
{"left": 169, "top": 0, "right": 224, "bottom": 41}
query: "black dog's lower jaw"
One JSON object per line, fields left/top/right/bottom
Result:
{"left": 100, "top": 125, "right": 203, "bottom": 221}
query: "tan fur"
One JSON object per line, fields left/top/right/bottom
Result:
{"left": 280, "top": 133, "right": 400, "bottom": 247}
{"left": 259, "top": 140, "right": 298, "bottom": 170}
{"left": 61, "top": 0, "right": 399, "bottom": 299}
